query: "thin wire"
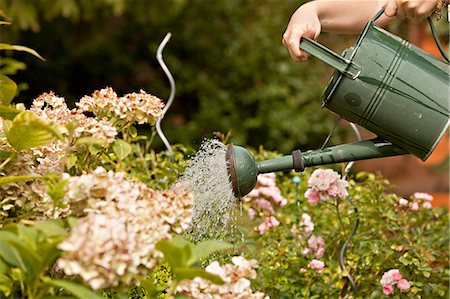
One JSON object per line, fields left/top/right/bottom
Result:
{"left": 155, "top": 32, "right": 175, "bottom": 159}
{"left": 339, "top": 206, "right": 360, "bottom": 297}
{"left": 343, "top": 122, "right": 362, "bottom": 179}
{"left": 321, "top": 120, "right": 361, "bottom": 296}
{"left": 320, "top": 117, "right": 342, "bottom": 150}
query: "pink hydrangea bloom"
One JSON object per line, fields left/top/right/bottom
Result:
{"left": 304, "top": 169, "right": 349, "bottom": 204}
{"left": 383, "top": 284, "right": 395, "bottom": 296}
{"left": 380, "top": 269, "right": 402, "bottom": 286}
{"left": 397, "top": 279, "right": 411, "bottom": 291}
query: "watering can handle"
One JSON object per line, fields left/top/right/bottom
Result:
{"left": 299, "top": 37, "right": 361, "bottom": 79}
{"left": 371, "top": 7, "right": 449, "bottom": 63}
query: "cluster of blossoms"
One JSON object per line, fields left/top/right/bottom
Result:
{"left": 380, "top": 269, "right": 411, "bottom": 296}
{"left": 176, "top": 256, "right": 269, "bottom": 298}
{"left": 31, "top": 92, "right": 118, "bottom": 144}
{"left": 57, "top": 167, "right": 192, "bottom": 290}
{"left": 304, "top": 169, "right": 349, "bottom": 205}
{"left": 243, "top": 173, "right": 287, "bottom": 234}
{"left": 398, "top": 192, "right": 434, "bottom": 211}
{"left": 77, "top": 87, "right": 164, "bottom": 126}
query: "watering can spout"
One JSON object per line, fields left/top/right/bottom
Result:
{"left": 226, "top": 139, "right": 408, "bottom": 198}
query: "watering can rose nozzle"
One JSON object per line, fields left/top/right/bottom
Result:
{"left": 226, "top": 139, "right": 410, "bottom": 198}
{"left": 226, "top": 144, "right": 305, "bottom": 198}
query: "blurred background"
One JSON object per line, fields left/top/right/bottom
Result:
{"left": 0, "top": 0, "right": 448, "bottom": 205}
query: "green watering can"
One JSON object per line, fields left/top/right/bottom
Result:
{"left": 226, "top": 9, "right": 450, "bottom": 198}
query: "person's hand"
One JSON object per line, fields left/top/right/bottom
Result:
{"left": 384, "top": 0, "right": 438, "bottom": 20}
{"left": 282, "top": 4, "right": 321, "bottom": 62}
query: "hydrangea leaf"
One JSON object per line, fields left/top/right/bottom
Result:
{"left": 4, "top": 111, "right": 62, "bottom": 151}
{"left": 155, "top": 238, "right": 191, "bottom": 269}
{"left": 45, "top": 279, "right": 103, "bottom": 299}
{"left": 0, "top": 43, "right": 45, "bottom": 61}
{"left": 0, "top": 75, "right": 17, "bottom": 105}
{"left": 188, "top": 240, "right": 233, "bottom": 266}
{"left": 112, "top": 139, "right": 132, "bottom": 160}
{"left": 173, "top": 267, "right": 224, "bottom": 285}
{"left": 0, "top": 104, "right": 21, "bottom": 120}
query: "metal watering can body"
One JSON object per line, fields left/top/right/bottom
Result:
{"left": 317, "top": 12, "right": 449, "bottom": 161}
{"left": 226, "top": 9, "right": 449, "bottom": 198}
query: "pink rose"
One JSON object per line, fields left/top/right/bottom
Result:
{"left": 383, "top": 284, "right": 394, "bottom": 296}
{"left": 397, "top": 279, "right": 411, "bottom": 291}
{"left": 423, "top": 202, "right": 432, "bottom": 209}
{"left": 308, "top": 259, "right": 325, "bottom": 272}
{"left": 305, "top": 189, "right": 321, "bottom": 205}
{"left": 410, "top": 202, "right": 419, "bottom": 211}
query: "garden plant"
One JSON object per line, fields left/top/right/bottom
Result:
{"left": 0, "top": 4, "right": 449, "bottom": 299}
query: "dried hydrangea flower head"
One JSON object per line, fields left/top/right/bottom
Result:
{"left": 176, "top": 256, "right": 269, "bottom": 298}
{"left": 57, "top": 167, "right": 193, "bottom": 289}
{"left": 77, "top": 87, "right": 165, "bottom": 126}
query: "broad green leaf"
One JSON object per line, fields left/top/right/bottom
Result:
{"left": 0, "top": 43, "right": 46, "bottom": 61}
{"left": 0, "top": 274, "right": 13, "bottom": 297}
{"left": 46, "top": 279, "right": 104, "bottom": 299}
{"left": 17, "top": 224, "right": 39, "bottom": 251}
{"left": 139, "top": 277, "right": 165, "bottom": 298}
{"left": 4, "top": 111, "right": 62, "bottom": 151}
{"left": 46, "top": 178, "right": 69, "bottom": 201}
{"left": 155, "top": 238, "right": 191, "bottom": 269}
{"left": 0, "top": 175, "right": 43, "bottom": 185}
{"left": 175, "top": 295, "right": 193, "bottom": 299}
{"left": 66, "top": 155, "right": 77, "bottom": 169}
{"left": 129, "top": 125, "right": 138, "bottom": 138}
{"left": 189, "top": 240, "right": 233, "bottom": 266}
{"left": 0, "top": 104, "right": 21, "bottom": 120}
{"left": 35, "top": 220, "right": 67, "bottom": 238}
{"left": 173, "top": 267, "right": 224, "bottom": 285}
{"left": 112, "top": 139, "right": 132, "bottom": 160}
{"left": 0, "top": 231, "right": 42, "bottom": 282}
{"left": 75, "top": 136, "right": 108, "bottom": 147}
{"left": 0, "top": 74, "right": 17, "bottom": 105}
{"left": 0, "top": 258, "right": 8, "bottom": 274}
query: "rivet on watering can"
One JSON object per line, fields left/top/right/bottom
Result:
{"left": 292, "top": 176, "right": 301, "bottom": 224}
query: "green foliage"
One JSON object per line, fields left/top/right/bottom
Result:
{"left": 241, "top": 170, "right": 449, "bottom": 298}
{"left": 0, "top": 0, "right": 348, "bottom": 153}
{"left": 0, "top": 221, "right": 103, "bottom": 299}
{"left": 3, "top": 110, "right": 61, "bottom": 151}
{"left": 140, "top": 237, "right": 233, "bottom": 298}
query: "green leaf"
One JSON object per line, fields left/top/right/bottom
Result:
{"left": 45, "top": 279, "right": 104, "bottom": 299}
{"left": 0, "top": 231, "right": 42, "bottom": 282}
{"left": 189, "top": 240, "right": 233, "bottom": 266}
{"left": 0, "top": 74, "right": 17, "bottom": 105}
{"left": 46, "top": 178, "right": 69, "bottom": 201}
{"left": 35, "top": 220, "right": 67, "bottom": 238}
{"left": 66, "top": 155, "right": 77, "bottom": 169}
{"left": 0, "top": 175, "right": 44, "bottom": 185}
{"left": 0, "top": 43, "right": 46, "bottom": 61}
{"left": 112, "top": 139, "right": 132, "bottom": 160}
{"left": 4, "top": 111, "right": 62, "bottom": 151}
{"left": 174, "top": 267, "right": 224, "bottom": 285}
{"left": 75, "top": 137, "right": 108, "bottom": 147}
{"left": 0, "top": 274, "right": 13, "bottom": 297}
{"left": 129, "top": 126, "right": 138, "bottom": 138}
{"left": 155, "top": 238, "right": 191, "bottom": 269}
{"left": 139, "top": 277, "right": 165, "bottom": 298}
{"left": 0, "top": 104, "right": 21, "bottom": 120}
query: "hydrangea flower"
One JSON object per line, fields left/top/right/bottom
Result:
{"left": 176, "top": 256, "right": 268, "bottom": 298}
{"left": 57, "top": 167, "right": 193, "bottom": 289}
{"left": 304, "top": 169, "right": 349, "bottom": 204}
